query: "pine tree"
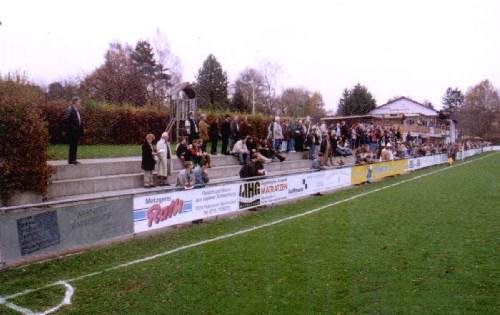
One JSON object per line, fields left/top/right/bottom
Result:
{"left": 132, "top": 41, "right": 157, "bottom": 81}
{"left": 337, "top": 88, "right": 350, "bottom": 115}
{"left": 131, "top": 40, "right": 171, "bottom": 105}
{"left": 337, "top": 84, "right": 376, "bottom": 115}
{"left": 231, "top": 88, "right": 247, "bottom": 112}
{"left": 195, "top": 54, "right": 229, "bottom": 109}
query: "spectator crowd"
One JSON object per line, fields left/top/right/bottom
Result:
{"left": 140, "top": 111, "right": 490, "bottom": 189}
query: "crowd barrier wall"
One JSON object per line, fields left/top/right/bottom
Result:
{"left": 0, "top": 147, "right": 497, "bottom": 268}
{"left": 0, "top": 198, "right": 133, "bottom": 267}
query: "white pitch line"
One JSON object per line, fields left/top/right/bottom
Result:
{"left": 0, "top": 152, "right": 495, "bottom": 314}
{"left": 1, "top": 281, "right": 74, "bottom": 315}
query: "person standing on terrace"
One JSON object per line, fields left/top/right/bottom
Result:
{"left": 198, "top": 114, "right": 209, "bottom": 152}
{"left": 221, "top": 115, "right": 231, "bottom": 155}
{"left": 155, "top": 132, "right": 172, "bottom": 186}
{"left": 268, "top": 116, "right": 284, "bottom": 152}
{"left": 142, "top": 133, "right": 158, "bottom": 188}
{"left": 62, "top": 96, "right": 83, "bottom": 165}
{"left": 209, "top": 117, "right": 219, "bottom": 155}
{"left": 185, "top": 111, "right": 199, "bottom": 144}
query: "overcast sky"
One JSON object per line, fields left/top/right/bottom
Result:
{"left": 1, "top": 0, "right": 499, "bottom": 111}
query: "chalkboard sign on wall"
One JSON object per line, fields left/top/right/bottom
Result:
{"left": 17, "top": 211, "right": 61, "bottom": 256}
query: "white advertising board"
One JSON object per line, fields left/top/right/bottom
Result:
{"left": 322, "top": 168, "right": 352, "bottom": 191}
{"left": 133, "top": 184, "right": 240, "bottom": 233}
{"left": 134, "top": 151, "right": 486, "bottom": 234}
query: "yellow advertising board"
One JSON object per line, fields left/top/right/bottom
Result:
{"left": 351, "top": 159, "right": 408, "bottom": 185}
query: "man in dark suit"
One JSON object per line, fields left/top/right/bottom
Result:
{"left": 230, "top": 115, "right": 240, "bottom": 151}
{"left": 63, "top": 96, "right": 83, "bottom": 164}
{"left": 221, "top": 115, "right": 232, "bottom": 155}
{"left": 185, "top": 111, "right": 199, "bottom": 145}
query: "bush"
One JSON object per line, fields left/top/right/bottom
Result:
{"left": 0, "top": 79, "right": 54, "bottom": 202}
{"left": 40, "top": 102, "right": 170, "bottom": 144}
{"left": 42, "top": 102, "right": 274, "bottom": 145}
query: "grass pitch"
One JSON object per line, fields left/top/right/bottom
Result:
{"left": 1, "top": 153, "right": 499, "bottom": 314}
{"left": 48, "top": 144, "right": 140, "bottom": 160}
{"left": 47, "top": 143, "right": 222, "bottom": 160}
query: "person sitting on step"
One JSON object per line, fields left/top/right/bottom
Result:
{"left": 193, "top": 158, "right": 210, "bottom": 187}
{"left": 248, "top": 137, "right": 272, "bottom": 164}
{"left": 259, "top": 139, "right": 285, "bottom": 162}
{"left": 231, "top": 136, "right": 250, "bottom": 165}
{"left": 176, "top": 161, "right": 195, "bottom": 189}
{"left": 189, "top": 138, "right": 211, "bottom": 167}
{"left": 176, "top": 136, "right": 191, "bottom": 162}
{"left": 239, "top": 152, "right": 267, "bottom": 178}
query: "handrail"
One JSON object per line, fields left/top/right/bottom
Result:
{"left": 0, "top": 163, "right": 325, "bottom": 213}
{"left": 165, "top": 118, "right": 175, "bottom": 134}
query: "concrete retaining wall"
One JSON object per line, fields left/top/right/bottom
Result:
{"left": 0, "top": 198, "right": 132, "bottom": 267}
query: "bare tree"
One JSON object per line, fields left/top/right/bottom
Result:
{"left": 279, "top": 87, "right": 326, "bottom": 117}
{"left": 81, "top": 42, "right": 147, "bottom": 105}
{"left": 233, "top": 68, "right": 266, "bottom": 113}
{"left": 151, "top": 29, "right": 183, "bottom": 87}
{"left": 459, "top": 80, "right": 500, "bottom": 140}
{"left": 259, "top": 60, "right": 282, "bottom": 114}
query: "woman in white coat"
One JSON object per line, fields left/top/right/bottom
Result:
{"left": 156, "top": 132, "right": 173, "bottom": 185}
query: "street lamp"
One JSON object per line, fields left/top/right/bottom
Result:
{"left": 241, "top": 80, "right": 256, "bottom": 115}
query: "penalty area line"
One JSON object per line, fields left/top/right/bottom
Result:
{"left": 0, "top": 152, "right": 495, "bottom": 311}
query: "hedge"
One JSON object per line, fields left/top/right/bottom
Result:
{"left": 40, "top": 102, "right": 170, "bottom": 144}
{"left": 40, "top": 103, "right": 276, "bottom": 145}
{"left": 0, "top": 79, "right": 54, "bottom": 202}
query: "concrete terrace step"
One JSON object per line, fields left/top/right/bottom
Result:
{"left": 50, "top": 167, "right": 316, "bottom": 203}
{"left": 48, "top": 152, "right": 308, "bottom": 180}
{"left": 47, "top": 159, "right": 314, "bottom": 199}
{"left": 47, "top": 173, "right": 144, "bottom": 199}
{"left": 49, "top": 157, "right": 142, "bottom": 181}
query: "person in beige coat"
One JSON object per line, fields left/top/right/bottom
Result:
{"left": 155, "top": 132, "right": 173, "bottom": 186}
{"left": 380, "top": 143, "right": 394, "bottom": 162}
{"left": 198, "top": 114, "right": 210, "bottom": 152}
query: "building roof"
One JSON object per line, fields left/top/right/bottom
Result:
{"left": 369, "top": 96, "right": 438, "bottom": 117}
{"left": 321, "top": 114, "right": 374, "bottom": 121}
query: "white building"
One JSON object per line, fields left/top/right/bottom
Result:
{"left": 369, "top": 97, "right": 438, "bottom": 118}
{"left": 369, "top": 97, "right": 457, "bottom": 143}
{"left": 322, "top": 97, "right": 458, "bottom": 143}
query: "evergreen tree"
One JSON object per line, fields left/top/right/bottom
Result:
{"left": 337, "top": 88, "right": 350, "bottom": 115}
{"left": 131, "top": 40, "right": 171, "bottom": 106}
{"left": 132, "top": 41, "right": 157, "bottom": 82}
{"left": 442, "top": 87, "right": 464, "bottom": 113}
{"left": 195, "top": 54, "right": 228, "bottom": 108}
{"left": 337, "top": 84, "right": 376, "bottom": 115}
{"left": 231, "top": 88, "right": 247, "bottom": 112}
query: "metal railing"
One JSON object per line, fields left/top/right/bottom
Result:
{"left": 2, "top": 148, "right": 492, "bottom": 214}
